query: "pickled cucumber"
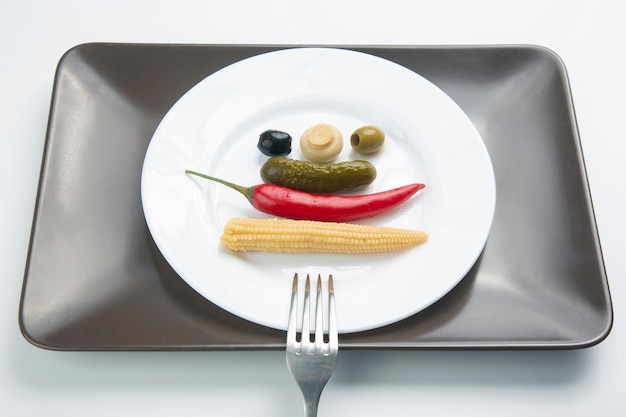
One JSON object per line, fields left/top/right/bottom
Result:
{"left": 260, "top": 157, "right": 377, "bottom": 194}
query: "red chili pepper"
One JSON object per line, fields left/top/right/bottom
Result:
{"left": 185, "top": 170, "right": 424, "bottom": 222}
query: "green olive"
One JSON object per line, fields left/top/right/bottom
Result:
{"left": 350, "top": 125, "right": 385, "bottom": 154}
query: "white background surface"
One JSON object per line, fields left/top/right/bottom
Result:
{"left": 1, "top": 1, "right": 624, "bottom": 416}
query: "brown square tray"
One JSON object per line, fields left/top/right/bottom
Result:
{"left": 19, "top": 44, "right": 612, "bottom": 350}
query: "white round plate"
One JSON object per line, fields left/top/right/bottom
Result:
{"left": 141, "top": 48, "right": 496, "bottom": 333}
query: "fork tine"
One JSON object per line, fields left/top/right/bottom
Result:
{"left": 301, "top": 275, "right": 312, "bottom": 346}
{"left": 328, "top": 274, "right": 338, "bottom": 352}
{"left": 287, "top": 273, "right": 298, "bottom": 347}
{"left": 314, "top": 275, "right": 324, "bottom": 350}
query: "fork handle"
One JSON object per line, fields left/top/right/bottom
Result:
{"left": 299, "top": 389, "right": 323, "bottom": 417}
{"left": 303, "top": 398, "right": 320, "bottom": 417}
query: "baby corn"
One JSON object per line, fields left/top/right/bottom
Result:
{"left": 221, "top": 217, "right": 428, "bottom": 254}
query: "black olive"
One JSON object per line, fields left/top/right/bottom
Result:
{"left": 257, "top": 129, "right": 292, "bottom": 156}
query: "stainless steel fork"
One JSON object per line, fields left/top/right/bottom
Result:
{"left": 286, "top": 273, "right": 339, "bottom": 417}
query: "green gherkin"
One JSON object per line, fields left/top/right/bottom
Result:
{"left": 260, "top": 157, "right": 377, "bottom": 194}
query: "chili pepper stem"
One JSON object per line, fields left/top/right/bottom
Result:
{"left": 185, "top": 170, "right": 254, "bottom": 201}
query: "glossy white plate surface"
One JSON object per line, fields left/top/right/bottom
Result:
{"left": 141, "top": 47, "right": 495, "bottom": 333}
